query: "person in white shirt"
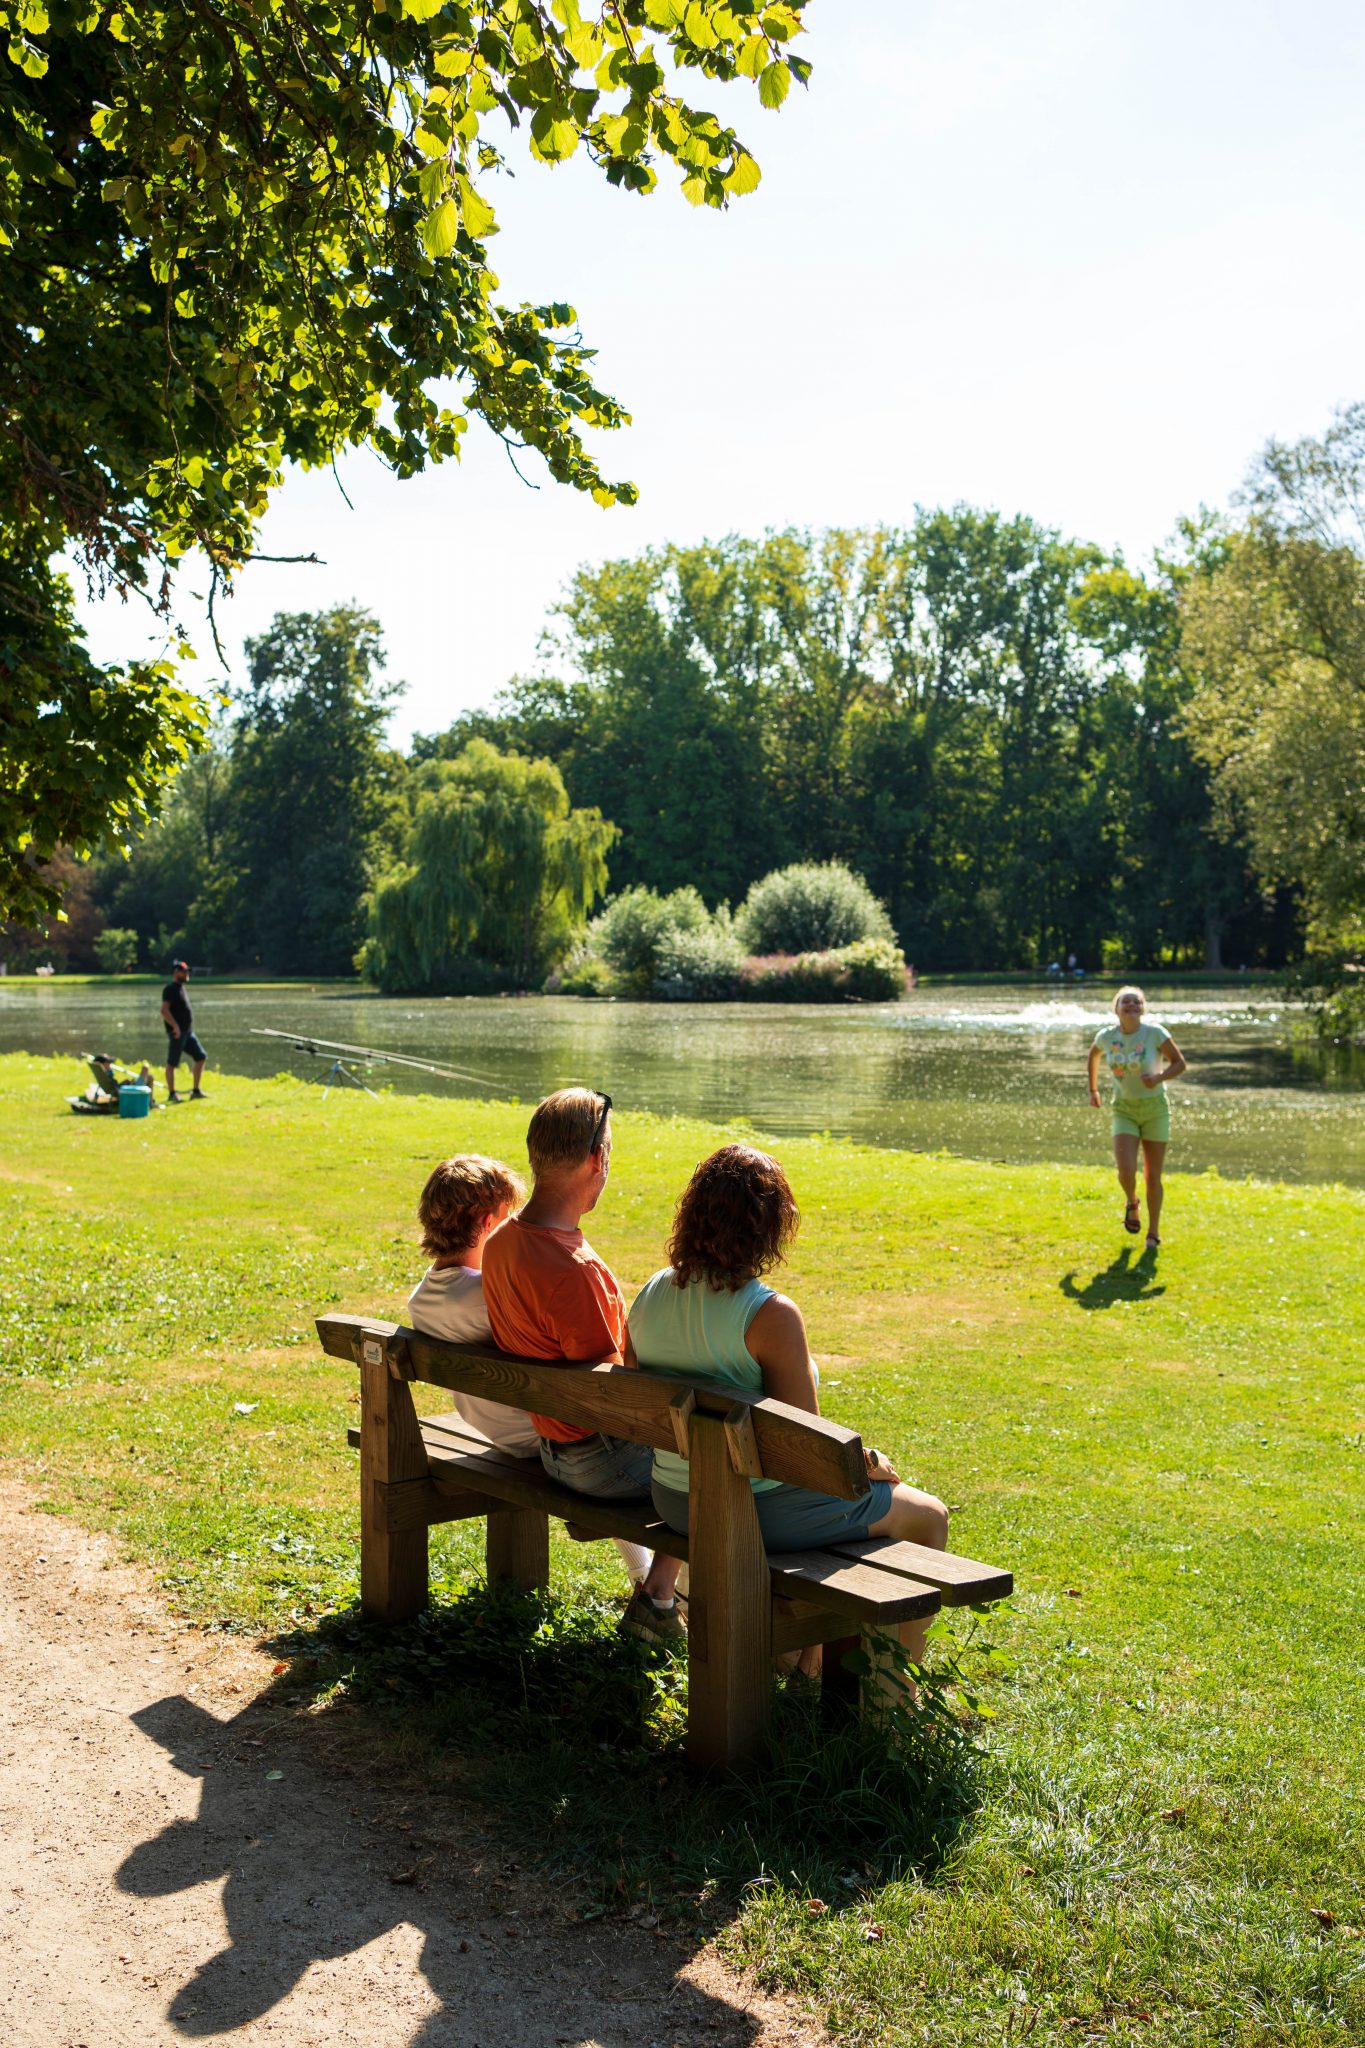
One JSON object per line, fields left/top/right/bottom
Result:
{"left": 407, "top": 1153, "right": 651, "bottom": 1589}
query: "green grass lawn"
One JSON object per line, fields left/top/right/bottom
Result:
{"left": 3, "top": 1052, "right": 1363, "bottom": 2045}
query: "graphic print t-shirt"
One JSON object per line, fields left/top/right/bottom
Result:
{"left": 1091, "top": 1020, "right": 1168, "bottom": 1102}
{"left": 162, "top": 980, "right": 192, "bottom": 1034}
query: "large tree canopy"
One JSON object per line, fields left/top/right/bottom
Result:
{"left": 1180, "top": 406, "right": 1365, "bottom": 947}
{"left": 0, "top": 0, "right": 807, "bottom": 919}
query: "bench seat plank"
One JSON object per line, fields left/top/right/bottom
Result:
{"left": 828, "top": 1537, "right": 1013, "bottom": 1605}
{"left": 765, "top": 1550, "right": 942, "bottom": 1624}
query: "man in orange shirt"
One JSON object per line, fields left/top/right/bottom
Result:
{"left": 481, "top": 1087, "right": 683, "bottom": 1640}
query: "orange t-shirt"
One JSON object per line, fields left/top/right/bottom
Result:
{"left": 480, "top": 1216, "right": 625, "bottom": 1443}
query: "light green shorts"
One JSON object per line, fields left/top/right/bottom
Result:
{"left": 1112, "top": 1091, "right": 1170, "bottom": 1143}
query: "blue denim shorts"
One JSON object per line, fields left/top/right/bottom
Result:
{"left": 651, "top": 1475, "right": 891, "bottom": 1552}
{"left": 538, "top": 1432, "right": 653, "bottom": 1500}
{"left": 165, "top": 1030, "right": 206, "bottom": 1070}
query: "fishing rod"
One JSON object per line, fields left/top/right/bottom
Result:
{"left": 250, "top": 1027, "right": 508, "bottom": 1097}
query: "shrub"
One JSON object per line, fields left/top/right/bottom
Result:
{"left": 588, "top": 885, "right": 711, "bottom": 995}
{"left": 835, "top": 936, "right": 909, "bottom": 1001}
{"left": 744, "top": 937, "right": 908, "bottom": 1003}
{"left": 552, "top": 952, "right": 617, "bottom": 998}
{"left": 93, "top": 926, "right": 139, "bottom": 974}
{"left": 651, "top": 920, "right": 746, "bottom": 1001}
{"left": 737, "top": 861, "right": 896, "bottom": 955}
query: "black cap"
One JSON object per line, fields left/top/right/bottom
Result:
{"left": 171, "top": 959, "right": 190, "bottom": 972}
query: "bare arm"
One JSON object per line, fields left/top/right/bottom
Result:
{"left": 743, "top": 1294, "right": 820, "bottom": 1415}
{"left": 1149, "top": 1034, "right": 1187, "bottom": 1085}
{"left": 622, "top": 1328, "right": 639, "bottom": 1370}
{"left": 1087, "top": 1046, "right": 1102, "bottom": 1106}
{"left": 160, "top": 1000, "right": 180, "bottom": 1035}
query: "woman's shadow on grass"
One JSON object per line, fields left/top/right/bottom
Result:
{"left": 1059, "top": 1245, "right": 1164, "bottom": 1311}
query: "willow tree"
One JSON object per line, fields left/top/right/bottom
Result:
{"left": 0, "top": 0, "right": 809, "bottom": 919}
{"left": 362, "top": 738, "right": 614, "bottom": 989}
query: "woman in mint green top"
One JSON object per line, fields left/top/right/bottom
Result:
{"left": 625, "top": 1144, "right": 950, "bottom": 1678}
{"left": 1087, "top": 984, "right": 1186, "bottom": 1248}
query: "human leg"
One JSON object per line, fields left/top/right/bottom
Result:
{"left": 539, "top": 1437, "right": 681, "bottom": 1605}
{"left": 1112, "top": 1128, "right": 1140, "bottom": 1227}
{"left": 868, "top": 1483, "right": 950, "bottom": 1675}
{"left": 1142, "top": 1137, "right": 1167, "bottom": 1242}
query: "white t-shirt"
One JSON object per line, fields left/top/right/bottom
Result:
{"left": 407, "top": 1264, "right": 540, "bottom": 1456}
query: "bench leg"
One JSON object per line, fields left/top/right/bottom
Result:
{"left": 486, "top": 1506, "right": 550, "bottom": 1592}
{"left": 359, "top": 1353, "right": 429, "bottom": 1623}
{"left": 686, "top": 1411, "right": 771, "bottom": 1773}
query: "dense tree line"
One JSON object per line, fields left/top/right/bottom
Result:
{"left": 431, "top": 511, "right": 1293, "bottom": 972}
{"left": 22, "top": 459, "right": 1364, "bottom": 988}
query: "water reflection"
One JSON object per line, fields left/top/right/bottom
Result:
{"left": 3, "top": 980, "right": 1362, "bottom": 1188}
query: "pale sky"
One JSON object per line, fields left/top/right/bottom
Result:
{"left": 75, "top": 0, "right": 1365, "bottom": 745}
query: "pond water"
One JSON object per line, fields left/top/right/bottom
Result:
{"left": 4, "top": 980, "right": 1363, "bottom": 1189}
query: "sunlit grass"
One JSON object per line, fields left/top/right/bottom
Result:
{"left": 3, "top": 1052, "right": 1364, "bottom": 2044}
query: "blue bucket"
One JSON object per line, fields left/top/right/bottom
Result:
{"left": 118, "top": 1085, "right": 152, "bottom": 1121}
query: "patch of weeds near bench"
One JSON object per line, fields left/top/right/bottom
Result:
{"left": 270, "top": 1579, "right": 988, "bottom": 1925}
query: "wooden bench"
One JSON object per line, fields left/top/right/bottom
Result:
{"left": 316, "top": 1312, "right": 1012, "bottom": 1773}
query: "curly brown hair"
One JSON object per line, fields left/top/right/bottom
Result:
{"left": 419, "top": 1155, "right": 525, "bottom": 1258}
{"left": 666, "top": 1144, "right": 799, "bottom": 1292}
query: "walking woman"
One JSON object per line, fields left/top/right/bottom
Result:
{"left": 1088, "top": 985, "right": 1187, "bottom": 1248}
{"left": 625, "top": 1143, "right": 949, "bottom": 1683}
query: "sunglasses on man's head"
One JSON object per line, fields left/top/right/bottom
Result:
{"left": 590, "top": 1091, "right": 612, "bottom": 1151}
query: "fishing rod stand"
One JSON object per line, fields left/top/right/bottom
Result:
{"left": 320, "top": 1056, "right": 378, "bottom": 1100}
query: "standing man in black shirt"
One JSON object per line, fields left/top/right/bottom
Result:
{"left": 160, "top": 959, "right": 208, "bottom": 1103}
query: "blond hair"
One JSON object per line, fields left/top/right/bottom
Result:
{"left": 1112, "top": 984, "right": 1147, "bottom": 1017}
{"left": 526, "top": 1086, "right": 609, "bottom": 1177}
{"left": 418, "top": 1155, "right": 525, "bottom": 1258}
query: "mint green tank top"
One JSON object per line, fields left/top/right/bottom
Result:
{"left": 628, "top": 1268, "right": 782, "bottom": 1494}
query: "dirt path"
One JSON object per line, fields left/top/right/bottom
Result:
{"left": 0, "top": 1480, "right": 827, "bottom": 2048}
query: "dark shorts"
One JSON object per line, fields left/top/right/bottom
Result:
{"left": 165, "top": 1030, "right": 206, "bottom": 1070}
{"left": 651, "top": 1475, "right": 891, "bottom": 1552}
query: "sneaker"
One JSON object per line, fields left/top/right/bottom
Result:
{"left": 189, "top": 1088, "right": 207, "bottom": 1100}
{"left": 166, "top": 1091, "right": 184, "bottom": 1103}
{"left": 619, "top": 1589, "right": 686, "bottom": 1643}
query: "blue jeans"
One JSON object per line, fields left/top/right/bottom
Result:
{"left": 538, "top": 1432, "right": 653, "bottom": 1500}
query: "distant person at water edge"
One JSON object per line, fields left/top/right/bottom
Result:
{"left": 1087, "top": 984, "right": 1186, "bottom": 1249}
{"left": 480, "top": 1088, "right": 684, "bottom": 1639}
{"left": 160, "top": 960, "right": 207, "bottom": 1102}
{"left": 408, "top": 1151, "right": 651, "bottom": 1592}
{"left": 627, "top": 1144, "right": 950, "bottom": 1692}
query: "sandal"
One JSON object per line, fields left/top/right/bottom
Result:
{"left": 1145, "top": 1234, "right": 1161, "bottom": 1250}
{"left": 1123, "top": 1200, "right": 1141, "bottom": 1234}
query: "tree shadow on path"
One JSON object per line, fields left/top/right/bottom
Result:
{"left": 118, "top": 1687, "right": 788, "bottom": 2047}
{"left": 1059, "top": 1245, "right": 1165, "bottom": 1312}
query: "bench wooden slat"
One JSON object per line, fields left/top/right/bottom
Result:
{"left": 828, "top": 1537, "right": 1013, "bottom": 1605}
{"left": 348, "top": 1421, "right": 692, "bottom": 1561}
{"left": 319, "top": 1313, "right": 866, "bottom": 1500}
{"left": 765, "top": 1550, "right": 942, "bottom": 1624}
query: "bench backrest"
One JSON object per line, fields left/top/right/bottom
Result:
{"left": 316, "top": 1312, "right": 866, "bottom": 1499}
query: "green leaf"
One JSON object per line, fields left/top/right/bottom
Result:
{"left": 758, "top": 60, "right": 789, "bottom": 109}
{"left": 401, "top": 0, "right": 447, "bottom": 18}
{"left": 421, "top": 198, "right": 459, "bottom": 258}
{"left": 724, "top": 149, "right": 761, "bottom": 196}
{"left": 456, "top": 175, "right": 496, "bottom": 238}
{"left": 530, "top": 108, "right": 580, "bottom": 162}
{"left": 683, "top": 3, "right": 718, "bottom": 47}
